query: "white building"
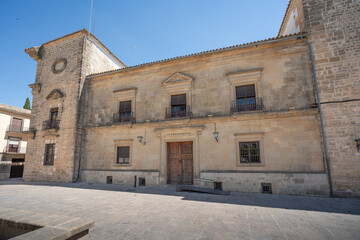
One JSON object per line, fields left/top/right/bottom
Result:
{"left": 0, "top": 103, "right": 31, "bottom": 179}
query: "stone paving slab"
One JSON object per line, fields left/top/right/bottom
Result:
{"left": 0, "top": 179, "right": 360, "bottom": 240}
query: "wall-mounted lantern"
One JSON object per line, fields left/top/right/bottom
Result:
{"left": 137, "top": 128, "right": 146, "bottom": 145}
{"left": 213, "top": 122, "right": 219, "bottom": 143}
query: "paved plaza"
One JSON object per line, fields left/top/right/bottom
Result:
{"left": 0, "top": 179, "right": 360, "bottom": 240}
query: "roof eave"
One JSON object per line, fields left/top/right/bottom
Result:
{"left": 86, "top": 32, "right": 308, "bottom": 80}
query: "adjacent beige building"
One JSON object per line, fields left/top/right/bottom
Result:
{"left": 0, "top": 103, "right": 31, "bottom": 179}
{"left": 23, "top": 0, "right": 360, "bottom": 197}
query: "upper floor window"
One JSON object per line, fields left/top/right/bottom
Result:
{"left": 10, "top": 118, "right": 22, "bottom": 132}
{"left": 50, "top": 108, "right": 58, "bottom": 129}
{"left": 118, "top": 101, "right": 132, "bottom": 122}
{"left": 44, "top": 143, "right": 55, "bottom": 165}
{"left": 236, "top": 85, "right": 257, "bottom": 111}
{"left": 168, "top": 94, "right": 188, "bottom": 118}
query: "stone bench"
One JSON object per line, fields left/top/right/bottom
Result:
{"left": 0, "top": 207, "right": 94, "bottom": 240}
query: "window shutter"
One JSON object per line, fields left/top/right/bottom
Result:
{"left": 236, "top": 86, "right": 247, "bottom": 98}
{"left": 236, "top": 85, "right": 256, "bottom": 98}
{"left": 171, "top": 94, "right": 186, "bottom": 105}
{"left": 118, "top": 146, "right": 130, "bottom": 158}
{"left": 246, "top": 85, "right": 255, "bottom": 97}
{"left": 119, "top": 101, "right": 131, "bottom": 112}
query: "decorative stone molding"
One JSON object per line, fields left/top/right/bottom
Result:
{"left": 28, "top": 83, "right": 42, "bottom": 94}
{"left": 46, "top": 89, "right": 65, "bottom": 100}
{"left": 234, "top": 131, "right": 265, "bottom": 167}
{"left": 227, "top": 67, "right": 263, "bottom": 107}
{"left": 24, "top": 46, "right": 40, "bottom": 61}
{"left": 162, "top": 72, "right": 194, "bottom": 117}
{"left": 51, "top": 58, "right": 67, "bottom": 74}
{"left": 112, "top": 87, "right": 137, "bottom": 118}
{"left": 162, "top": 72, "right": 193, "bottom": 91}
{"left": 113, "top": 139, "right": 133, "bottom": 167}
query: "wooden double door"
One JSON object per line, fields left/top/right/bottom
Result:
{"left": 167, "top": 142, "right": 193, "bottom": 184}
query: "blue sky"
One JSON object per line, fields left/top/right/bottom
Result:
{"left": 0, "top": 0, "right": 288, "bottom": 108}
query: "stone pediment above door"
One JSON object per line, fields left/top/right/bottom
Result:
{"left": 46, "top": 89, "right": 65, "bottom": 100}
{"left": 162, "top": 72, "right": 193, "bottom": 91}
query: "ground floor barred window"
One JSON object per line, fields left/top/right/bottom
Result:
{"left": 44, "top": 143, "right": 55, "bottom": 165}
{"left": 239, "top": 141, "right": 260, "bottom": 163}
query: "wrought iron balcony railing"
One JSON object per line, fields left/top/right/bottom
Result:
{"left": 113, "top": 112, "right": 135, "bottom": 123}
{"left": 166, "top": 106, "right": 192, "bottom": 118}
{"left": 6, "top": 124, "right": 29, "bottom": 133}
{"left": 230, "top": 98, "right": 264, "bottom": 113}
{"left": 43, "top": 120, "right": 60, "bottom": 130}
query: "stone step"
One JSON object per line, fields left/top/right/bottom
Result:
{"left": 176, "top": 185, "right": 230, "bottom": 195}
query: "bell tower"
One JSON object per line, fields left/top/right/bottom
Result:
{"left": 24, "top": 29, "right": 125, "bottom": 182}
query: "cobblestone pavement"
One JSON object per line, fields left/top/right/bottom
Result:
{"left": 0, "top": 179, "right": 359, "bottom": 240}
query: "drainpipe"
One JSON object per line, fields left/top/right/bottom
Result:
{"left": 301, "top": 36, "right": 333, "bottom": 197}
{"left": 75, "top": 79, "right": 87, "bottom": 182}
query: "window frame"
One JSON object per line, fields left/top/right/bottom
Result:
{"left": 114, "top": 139, "right": 133, "bottom": 166}
{"left": 234, "top": 132, "right": 265, "bottom": 167}
{"left": 118, "top": 100, "right": 132, "bottom": 122}
{"left": 235, "top": 84, "right": 257, "bottom": 111}
{"left": 10, "top": 117, "right": 23, "bottom": 132}
{"left": 49, "top": 108, "right": 59, "bottom": 129}
{"left": 239, "top": 141, "right": 261, "bottom": 163}
{"left": 170, "top": 93, "right": 187, "bottom": 117}
{"left": 116, "top": 146, "right": 130, "bottom": 164}
{"left": 44, "top": 143, "right": 55, "bottom": 166}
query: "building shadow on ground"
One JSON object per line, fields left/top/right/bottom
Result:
{"left": 1, "top": 178, "right": 360, "bottom": 216}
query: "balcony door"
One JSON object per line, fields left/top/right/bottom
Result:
{"left": 11, "top": 118, "right": 22, "bottom": 132}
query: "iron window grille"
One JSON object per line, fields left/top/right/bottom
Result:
{"left": 44, "top": 143, "right": 55, "bottom": 166}
{"left": 239, "top": 141, "right": 260, "bottom": 163}
{"left": 261, "top": 183, "right": 272, "bottom": 194}
{"left": 139, "top": 178, "right": 146, "bottom": 186}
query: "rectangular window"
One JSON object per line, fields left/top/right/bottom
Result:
{"left": 50, "top": 108, "right": 58, "bottom": 129}
{"left": 118, "top": 101, "right": 132, "bottom": 122}
{"left": 239, "top": 141, "right": 260, "bottom": 163}
{"left": 11, "top": 118, "right": 23, "bottom": 132}
{"left": 117, "top": 146, "right": 130, "bottom": 164}
{"left": 236, "top": 85, "right": 256, "bottom": 111}
{"left": 7, "top": 137, "right": 20, "bottom": 153}
{"left": 44, "top": 144, "right": 55, "bottom": 165}
{"left": 171, "top": 94, "right": 186, "bottom": 117}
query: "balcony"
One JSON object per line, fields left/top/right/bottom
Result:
{"left": 113, "top": 112, "right": 135, "bottom": 124}
{"left": 6, "top": 124, "right": 29, "bottom": 133}
{"left": 43, "top": 120, "right": 60, "bottom": 130}
{"left": 5, "top": 125, "right": 30, "bottom": 139}
{"left": 166, "top": 106, "right": 192, "bottom": 118}
{"left": 230, "top": 98, "right": 264, "bottom": 113}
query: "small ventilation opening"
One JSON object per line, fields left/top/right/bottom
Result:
{"left": 261, "top": 183, "right": 272, "bottom": 194}
{"left": 139, "top": 178, "right": 146, "bottom": 186}
{"left": 106, "top": 176, "right": 113, "bottom": 184}
{"left": 214, "top": 182, "right": 222, "bottom": 191}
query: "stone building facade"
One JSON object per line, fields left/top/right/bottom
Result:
{"left": 23, "top": 0, "right": 359, "bottom": 197}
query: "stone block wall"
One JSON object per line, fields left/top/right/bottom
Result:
{"left": 201, "top": 172, "right": 329, "bottom": 196}
{"left": 24, "top": 30, "right": 123, "bottom": 182}
{"left": 303, "top": 0, "right": 360, "bottom": 197}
